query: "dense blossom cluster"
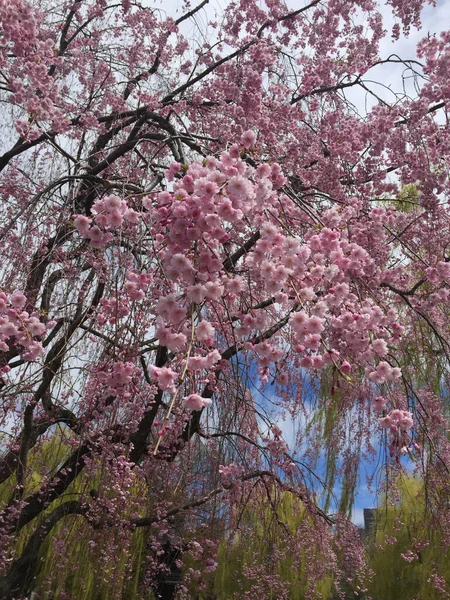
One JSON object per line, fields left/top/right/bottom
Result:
{"left": 69, "top": 146, "right": 414, "bottom": 408}
{"left": 0, "top": 289, "right": 52, "bottom": 364}
{"left": 73, "top": 194, "right": 140, "bottom": 248}
{"left": 218, "top": 463, "right": 244, "bottom": 488}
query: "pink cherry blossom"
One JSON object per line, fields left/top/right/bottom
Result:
{"left": 183, "top": 394, "right": 212, "bottom": 411}
{"left": 10, "top": 290, "right": 26, "bottom": 309}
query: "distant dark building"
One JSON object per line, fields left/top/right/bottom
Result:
{"left": 363, "top": 508, "right": 376, "bottom": 534}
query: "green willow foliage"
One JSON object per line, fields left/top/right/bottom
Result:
{"left": 4, "top": 434, "right": 450, "bottom": 600}
{"left": 365, "top": 477, "right": 450, "bottom": 600}
{"left": 1, "top": 440, "right": 335, "bottom": 600}
{"left": 0, "top": 429, "right": 151, "bottom": 599}
{"left": 214, "top": 491, "right": 334, "bottom": 600}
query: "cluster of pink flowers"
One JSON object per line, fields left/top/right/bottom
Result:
{"left": 65, "top": 147, "right": 419, "bottom": 444}
{"left": 368, "top": 361, "right": 402, "bottom": 384}
{"left": 96, "top": 361, "right": 137, "bottom": 397}
{"left": 94, "top": 271, "right": 151, "bottom": 326}
{"left": 148, "top": 365, "right": 179, "bottom": 394}
{"left": 155, "top": 321, "right": 187, "bottom": 353}
{"left": 379, "top": 408, "right": 414, "bottom": 432}
{"left": 73, "top": 195, "right": 139, "bottom": 248}
{"left": 218, "top": 463, "right": 243, "bottom": 488}
{"left": 155, "top": 293, "right": 186, "bottom": 326}
{"left": 187, "top": 538, "right": 218, "bottom": 592}
{"left": 182, "top": 394, "right": 212, "bottom": 411}
{"left": 379, "top": 408, "right": 415, "bottom": 458}
{"left": 96, "top": 297, "right": 130, "bottom": 326}
{"left": 401, "top": 550, "right": 419, "bottom": 563}
{"left": 187, "top": 349, "right": 221, "bottom": 372}
{"left": 264, "top": 425, "right": 289, "bottom": 458}
{"left": 1, "top": 0, "right": 72, "bottom": 138}
{"left": 123, "top": 271, "right": 151, "bottom": 302}
{"left": 69, "top": 146, "right": 414, "bottom": 410}
{"left": 0, "top": 289, "right": 53, "bottom": 363}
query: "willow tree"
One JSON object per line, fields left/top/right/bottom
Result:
{"left": 214, "top": 490, "right": 336, "bottom": 600}
{"left": 1, "top": 0, "right": 450, "bottom": 598}
{"left": 366, "top": 476, "right": 450, "bottom": 600}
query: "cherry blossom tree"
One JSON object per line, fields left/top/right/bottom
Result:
{"left": 1, "top": 0, "right": 450, "bottom": 597}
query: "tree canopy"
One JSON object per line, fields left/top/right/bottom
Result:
{"left": 1, "top": 0, "right": 450, "bottom": 597}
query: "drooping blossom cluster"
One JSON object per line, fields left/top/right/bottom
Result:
{"left": 0, "top": 0, "right": 70, "bottom": 137}
{"left": 182, "top": 393, "right": 212, "bottom": 411}
{"left": 264, "top": 425, "right": 289, "bottom": 460}
{"left": 73, "top": 195, "right": 139, "bottom": 248}
{"left": 0, "top": 289, "right": 53, "bottom": 364}
{"left": 218, "top": 463, "right": 244, "bottom": 489}
{"left": 74, "top": 146, "right": 410, "bottom": 400}
{"left": 96, "top": 361, "right": 137, "bottom": 397}
{"left": 380, "top": 409, "right": 415, "bottom": 457}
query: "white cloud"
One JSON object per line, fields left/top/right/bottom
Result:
{"left": 351, "top": 507, "right": 366, "bottom": 527}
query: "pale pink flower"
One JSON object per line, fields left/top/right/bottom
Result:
{"left": 73, "top": 214, "right": 91, "bottom": 234}
{"left": 256, "top": 163, "right": 271, "bottom": 178}
{"left": 92, "top": 200, "right": 106, "bottom": 214}
{"left": 170, "top": 254, "right": 193, "bottom": 274}
{"left": 205, "top": 281, "right": 224, "bottom": 301}
{"left": 21, "top": 340, "right": 45, "bottom": 360}
{"left": 142, "top": 196, "right": 153, "bottom": 210}
{"left": 148, "top": 366, "right": 179, "bottom": 392}
{"left": 194, "top": 178, "right": 219, "bottom": 197}
{"left": 290, "top": 311, "right": 308, "bottom": 332}
{"left": 165, "top": 332, "right": 186, "bottom": 352}
{"left": 390, "top": 409, "right": 403, "bottom": 422}
{"left": 205, "top": 349, "right": 221, "bottom": 368}
{"left": 183, "top": 394, "right": 212, "bottom": 411}
{"left": 88, "top": 226, "right": 103, "bottom": 242}
{"left": 127, "top": 286, "right": 145, "bottom": 301}
{"left": 196, "top": 320, "right": 215, "bottom": 341}
{"left": 372, "top": 396, "right": 387, "bottom": 412}
{"left": 313, "top": 355, "right": 324, "bottom": 369}
{"left": 300, "top": 356, "right": 313, "bottom": 368}
{"left": 124, "top": 208, "right": 140, "bottom": 223}
{"left": 217, "top": 198, "right": 239, "bottom": 221}
{"left": 188, "top": 356, "right": 208, "bottom": 371}
{"left": 0, "top": 322, "right": 19, "bottom": 337}
{"left": 156, "top": 294, "right": 185, "bottom": 321}
{"left": 379, "top": 416, "right": 392, "bottom": 428}
{"left": 158, "top": 191, "right": 172, "bottom": 204}
{"left": 10, "top": 290, "right": 27, "bottom": 309}
{"left": 341, "top": 360, "right": 351, "bottom": 375}
{"left": 229, "top": 143, "right": 240, "bottom": 159}
{"left": 305, "top": 334, "right": 321, "bottom": 350}
{"left": 104, "top": 194, "right": 122, "bottom": 211}
{"left": 107, "top": 209, "right": 124, "bottom": 227}
{"left": 306, "top": 316, "right": 324, "bottom": 335}
{"left": 399, "top": 414, "right": 414, "bottom": 431}
{"left": 227, "top": 175, "right": 253, "bottom": 199}
{"left": 387, "top": 367, "right": 402, "bottom": 381}
{"left": 95, "top": 213, "right": 109, "bottom": 228}
{"left": 240, "top": 130, "right": 256, "bottom": 148}
{"left": 25, "top": 317, "right": 46, "bottom": 336}
{"left": 187, "top": 284, "right": 207, "bottom": 304}
{"left": 372, "top": 338, "right": 388, "bottom": 357}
